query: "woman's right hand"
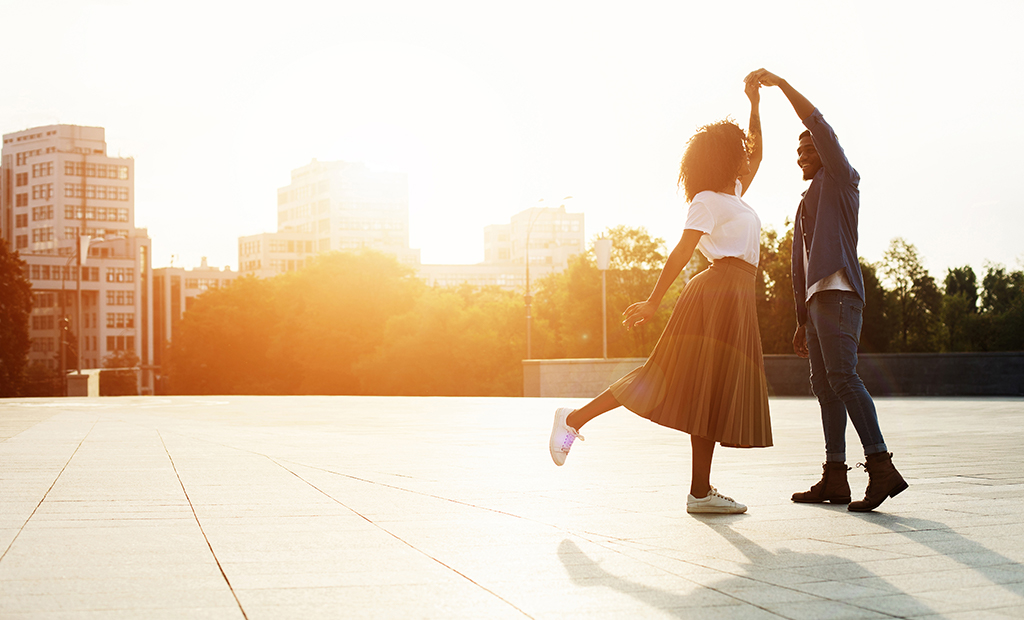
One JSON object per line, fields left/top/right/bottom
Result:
{"left": 622, "top": 300, "right": 658, "bottom": 331}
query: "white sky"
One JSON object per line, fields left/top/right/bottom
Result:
{"left": 4, "top": 0, "right": 1022, "bottom": 280}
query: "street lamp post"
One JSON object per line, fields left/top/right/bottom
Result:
{"left": 594, "top": 238, "right": 613, "bottom": 359}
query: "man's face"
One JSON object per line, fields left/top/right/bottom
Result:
{"left": 797, "top": 136, "right": 822, "bottom": 181}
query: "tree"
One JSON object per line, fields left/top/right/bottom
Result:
{"left": 102, "top": 350, "right": 140, "bottom": 396}
{"left": 980, "top": 264, "right": 1023, "bottom": 315}
{"left": 533, "top": 226, "right": 697, "bottom": 360}
{"left": 166, "top": 250, "right": 423, "bottom": 395}
{"left": 356, "top": 285, "right": 525, "bottom": 395}
{"left": 166, "top": 274, "right": 283, "bottom": 394}
{"left": 859, "top": 259, "right": 892, "bottom": 353}
{"left": 756, "top": 223, "right": 795, "bottom": 354}
{"left": 269, "top": 251, "right": 421, "bottom": 394}
{"left": 881, "top": 238, "right": 942, "bottom": 352}
{"left": 0, "top": 239, "right": 32, "bottom": 397}
{"left": 978, "top": 263, "right": 1024, "bottom": 351}
{"left": 941, "top": 265, "right": 980, "bottom": 352}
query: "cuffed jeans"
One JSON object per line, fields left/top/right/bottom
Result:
{"left": 805, "top": 291, "right": 887, "bottom": 462}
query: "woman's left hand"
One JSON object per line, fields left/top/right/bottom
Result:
{"left": 622, "top": 300, "right": 658, "bottom": 330}
{"left": 744, "top": 72, "right": 761, "bottom": 104}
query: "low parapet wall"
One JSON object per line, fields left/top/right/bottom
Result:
{"left": 523, "top": 353, "right": 1024, "bottom": 398}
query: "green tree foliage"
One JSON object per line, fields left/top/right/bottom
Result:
{"left": 0, "top": 239, "right": 32, "bottom": 396}
{"left": 357, "top": 285, "right": 525, "bottom": 395}
{"left": 167, "top": 274, "right": 282, "bottom": 394}
{"left": 978, "top": 264, "right": 1024, "bottom": 351}
{"left": 882, "top": 238, "right": 943, "bottom": 352}
{"left": 165, "top": 234, "right": 1024, "bottom": 397}
{"left": 533, "top": 226, "right": 698, "bottom": 360}
{"left": 756, "top": 224, "right": 795, "bottom": 354}
{"left": 168, "top": 251, "right": 420, "bottom": 394}
{"left": 22, "top": 362, "right": 61, "bottom": 397}
{"left": 269, "top": 252, "right": 421, "bottom": 393}
{"left": 942, "top": 266, "right": 981, "bottom": 352}
{"left": 102, "top": 350, "right": 140, "bottom": 396}
{"left": 859, "top": 259, "right": 893, "bottom": 353}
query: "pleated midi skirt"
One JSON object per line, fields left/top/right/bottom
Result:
{"left": 610, "top": 257, "right": 772, "bottom": 448}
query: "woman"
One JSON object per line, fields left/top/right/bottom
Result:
{"left": 548, "top": 77, "right": 771, "bottom": 514}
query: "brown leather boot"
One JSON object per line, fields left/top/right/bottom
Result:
{"left": 792, "top": 462, "right": 852, "bottom": 504}
{"left": 848, "top": 452, "right": 908, "bottom": 512}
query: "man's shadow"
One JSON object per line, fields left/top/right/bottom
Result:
{"left": 558, "top": 512, "right": 1024, "bottom": 618}
{"left": 853, "top": 512, "right": 1024, "bottom": 596}
{"left": 557, "top": 520, "right": 919, "bottom": 618}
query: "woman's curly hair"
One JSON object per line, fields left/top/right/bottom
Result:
{"left": 677, "top": 119, "right": 751, "bottom": 202}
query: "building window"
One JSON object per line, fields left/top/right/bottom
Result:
{"left": 15, "top": 214, "right": 28, "bottom": 228}
{"left": 31, "top": 162, "right": 53, "bottom": 177}
{"left": 16, "top": 193, "right": 28, "bottom": 207}
{"left": 31, "top": 205, "right": 54, "bottom": 221}
{"left": 31, "top": 183, "right": 54, "bottom": 200}
{"left": 16, "top": 236, "right": 28, "bottom": 249}
{"left": 16, "top": 172, "right": 28, "bottom": 186}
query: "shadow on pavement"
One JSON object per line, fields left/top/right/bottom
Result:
{"left": 557, "top": 521, "right": 940, "bottom": 619}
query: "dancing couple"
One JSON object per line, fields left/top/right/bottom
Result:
{"left": 547, "top": 69, "right": 906, "bottom": 514}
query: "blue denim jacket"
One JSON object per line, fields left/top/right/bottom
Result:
{"left": 791, "top": 108, "right": 865, "bottom": 326}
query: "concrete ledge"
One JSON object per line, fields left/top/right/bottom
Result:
{"left": 525, "top": 352, "right": 1024, "bottom": 397}
{"left": 523, "top": 358, "right": 646, "bottom": 398}
{"left": 66, "top": 370, "right": 100, "bottom": 397}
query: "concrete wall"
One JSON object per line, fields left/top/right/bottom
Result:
{"left": 524, "top": 353, "right": 1024, "bottom": 398}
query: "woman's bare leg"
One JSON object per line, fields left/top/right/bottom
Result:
{"left": 690, "top": 435, "right": 715, "bottom": 498}
{"left": 565, "top": 389, "right": 620, "bottom": 431}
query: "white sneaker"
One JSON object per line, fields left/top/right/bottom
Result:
{"left": 549, "top": 407, "right": 584, "bottom": 466}
{"left": 687, "top": 486, "right": 747, "bottom": 514}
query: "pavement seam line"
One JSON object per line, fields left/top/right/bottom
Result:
{"left": 159, "top": 431, "right": 250, "bottom": 620}
{"left": 270, "top": 458, "right": 536, "bottom": 619}
{"left": 117, "top": 420, "right": 901, "bottom": 617}
{"left": 0, "top": 417, "right": 97, "bottom": 563}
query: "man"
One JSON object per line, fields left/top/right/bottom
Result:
{"left": 750, "top": 68, "right": 907, "bottom": 512}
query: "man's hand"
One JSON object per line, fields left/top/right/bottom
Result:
{"left": 746, "top": 68, "right": 784, "bottom": 88}
{"left": 793, "top": 324, "right": 809, "bottom": 358}
{"left": 746, "top": 68, "right": 814, "bottom": 120}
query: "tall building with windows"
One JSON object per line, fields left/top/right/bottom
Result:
{"left": 1, "top": 124, "right": 153, "bottom": 392}
{"left": 240, "top": 159, "right": 419, "bottom": 278}
{"left": 419, "top": 205, "right": 585, "bottom": 290}
{"left": 485, "top": 205, "right": 585, "bottom": 271}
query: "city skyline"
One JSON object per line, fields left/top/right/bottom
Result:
{"left": 3, "top": 1, "right": 1022, "bottom": 280}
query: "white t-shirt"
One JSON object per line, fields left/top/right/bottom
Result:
{"left": 684, "top": 179, "right": 761, "bottom": 267}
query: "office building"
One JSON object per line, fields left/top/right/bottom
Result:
{"left": 240, "top": 159, "right": 419, "bottom": 278}
{"left": 1, "top": 124, "right": 153, "bottom": 391}
{"left": 421, "top": 204, "right": 585, "bottom": 291}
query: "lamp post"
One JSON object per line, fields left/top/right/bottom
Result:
{"left": 524, "top": 196, "right": 572, "bottom": 359}
{"left": 594, "top": 237, "right": 613, "bottom": 359}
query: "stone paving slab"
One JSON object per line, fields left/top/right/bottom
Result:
{"left": 1, "top": 396, "right": 1023, "bottom": 619}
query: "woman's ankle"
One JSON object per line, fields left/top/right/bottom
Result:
{"left": 689, "top": 483, "right": 711, "bottom": 498}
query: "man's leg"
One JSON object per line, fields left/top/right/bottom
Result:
{"left": 791, "top": 299, "right": 853, "bottom": 503}
{"left": 812, "top": 292, "right": 886, "bottom": 456}
{"left": 806, "top": 298, "right": 850, "bottom": 462}
{"left": 811, "top": 291, "right": 906, "bottom": 511}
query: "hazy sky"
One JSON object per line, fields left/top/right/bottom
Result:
{"left": 3, "top": 1, "right": 1022, "bottom": 282}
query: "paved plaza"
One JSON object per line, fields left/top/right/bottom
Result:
{"left": 1, "top": 396, "right": 1023, "bottom": 619}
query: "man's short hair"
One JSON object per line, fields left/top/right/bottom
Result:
{"left": 799, "top": 130, "right": 812, "bottom": 141}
